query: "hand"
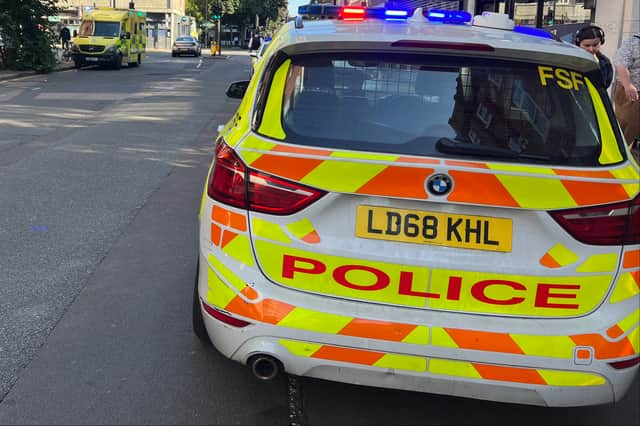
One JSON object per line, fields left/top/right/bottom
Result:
{"left": 623, "top": 82, "right": 639, "bottom": 102}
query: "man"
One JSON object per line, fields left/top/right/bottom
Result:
{"left": 60, "top": 26, "right": 71, "bottom": 50}
{"left": 249, "top": 32, "right": 263, "bottom": 52}
{"left": 613, "top": 33, "right": 640, "bottom": 152}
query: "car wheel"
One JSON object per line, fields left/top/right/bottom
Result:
{"left": 172, "top": 52, "right": 176, "bottom": 57}
{"left": 74, "top": 59, "right": 82, "bottom": 69}
{"left": 113, "top": 53, "right": 122, "bottom": 70}
{"left": 192, "top": 259, "right": 210, "bottom": 344}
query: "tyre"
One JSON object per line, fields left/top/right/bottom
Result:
{"left": 172, "top": 52, "right": 176, "bottom": 57}
{"left": 128, "top": 54, "right": 139, "bottom": 67}
{"left": 192, "top": 259, "right": 210, "bottom": 343}
{"left": 113, "top": 53, "right": 122, "bottom": 70}
{"left": 74, "top": 59, "right": 82, "bottom": 69}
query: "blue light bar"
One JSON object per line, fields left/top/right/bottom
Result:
{"left": 298, "top": 4, "right": 412, "bottom": 21}
{"left": 425, "top": 9, "right": 472, "bottom": 24}
{"left": 298, "top": 4, "right": 340, "bottom": 16}
{"left": 513, "top": 25, "right": 555, "bottom": 40}
{"left": 385, "top": 9, "right": 409, "bottom": 18}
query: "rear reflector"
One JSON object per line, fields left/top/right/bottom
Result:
{"left": 207, "top": 140, "right": 326, "bottom": 215}
{"left": 550, "top": 195, "right": 640, "bottom": 245}
{"left": 391, "top": 40, "right": 495, "bottom": 51}
{"left": 202, "top": 301, "right": 251, "bottom": 328}
{"left": 609, "top": 356, "right": 640, "bottom": 370}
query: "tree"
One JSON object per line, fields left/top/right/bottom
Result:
{"left": 238, "top": 0, "right": 287, "bottom": 26}
{"left": 0, "top": 0, "right": 58, "bottom": 72}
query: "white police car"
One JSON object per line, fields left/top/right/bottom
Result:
{"left": 193, "top": 5, "right": 640, "bottom": 407}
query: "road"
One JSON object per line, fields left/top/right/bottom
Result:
{"left": 0, "top": 51, "right": 638, "bottom": 425}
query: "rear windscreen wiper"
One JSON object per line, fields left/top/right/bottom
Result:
{"left": 436, "top": 138, "right": 550, "bottom": 161}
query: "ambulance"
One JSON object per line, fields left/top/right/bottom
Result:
{"left": 71, "top": 7, "right": 147, "bottom": 69}
{"left": 193, "top": 6, "right": 640, "bottom": 407}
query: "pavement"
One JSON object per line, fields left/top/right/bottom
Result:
{"left": 0, "top": 46, "right": 248, "bottom": 82}
{"left": 0, "top": 60, "right": 75, "bottom": 82}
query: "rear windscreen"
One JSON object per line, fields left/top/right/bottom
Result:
{"left": 276, "top": 54, "right": 620, "bottom": 166}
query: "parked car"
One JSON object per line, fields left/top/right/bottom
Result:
{"left": 172, "top": 36, "right": 201, "bottom": 57}
{"left": 194, "top": 6, "right": 640, "bottom": 408}
{"left": 249, "top": 40, "right": 270, "bottom": 78}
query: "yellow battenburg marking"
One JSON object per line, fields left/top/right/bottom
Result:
{"left": 300, "top": 160, "right": 387, "bottom": 193}
{"left": 401, "top": 326, "right": 430, "bottom": 345}
{"left": 487, "top": 164, "right": 556, "bottom": 175}
{"left": 617, "top": 309, "right": 640, "bottom": 334}
{"left": 287, "top": 219, "right": 316, "bottom": 240}
{"left": 199, "top": 176, "right": 209, "bottom": 220}
{"left": 331, "top": 151, "right": 399, "bottom": 162}
{"left": 495, "top": 174, "right": 577, "bottom": 209}
{"left": 627, "top": 327, "right": 640, "bottom": 353}
{"left": 222, "top": 234, "right": 256, "bottom": 267}
{"left": 206, "top": 266, "right": 237, "bottom": 308}
{"left": 610, "top": 165, "right": 640, "bottom": 198}
{"left": 278, "top": 307, "right": 353, "bottom": 334}
{"left": 547, "top": 243, "right": 580, "bottom": 266}
{"left": 429, "top": 358, "right": 482, "bottom": 379}
{"left": 538, "top": 370, "right": 605, "bottom": 386}
{"left": 254, "top": 240, "right": 430, "bottom": 307}
{"left": 374, "top": 354, "right": 427, "bottom": 372}
{"left": 610, "top": 273, "right": 640, "bottom": 304}
{"left": 251, "top": 218, "right": 292, "bottom": 243}
{"left": 239, "top": 135, "right": 278, "bottom": 166}
{"left": 257, "top": 59, "right": 290, "bottom": 140}
{"left": 241, "top": 150, "right": 263, "bottom": 166}
{"left": 431, "top": 327, "right": 459, "bottom": 348}
{"left": 239, "top": 134, "right": 278, "bottom": 151}
{"left": 208, "top": 254, "right": 249, "bottom": 293}
{"left": 576, "top": 253, "right": 618, "bottom": 273}
{"left": 429, "top": 270, "right": 611, "bottom": 317}
{"left": 279, "top": 339, "right": 322, "bottom": 357}
{"left": 510, "top": 334, "right": 575, "bottom": 358}
{"left": 585, "top": 78, "right": 623, "bottom": 165}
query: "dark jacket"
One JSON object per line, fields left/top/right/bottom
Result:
{"left": 597, "top": 52, "right": 613, "bottom": 89}
{"left": 60, "top": 27, "right": 71, "bottom": 42}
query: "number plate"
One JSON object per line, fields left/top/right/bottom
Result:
{"left": 85, "top": 57, "right": 98, "bottom": 62}
{"left": 355, "top": 205, "right": 512, "bottom": 252}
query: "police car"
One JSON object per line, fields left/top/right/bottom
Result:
{"left": 193, "top": 5, "right": 640, "bottom": 407}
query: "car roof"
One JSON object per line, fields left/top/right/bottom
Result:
{"left": 271, "top": 15, "right": 598, "bottom": 72}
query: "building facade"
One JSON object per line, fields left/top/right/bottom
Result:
{"left": 55, "top": 0, "right": 192, "bottom": 48}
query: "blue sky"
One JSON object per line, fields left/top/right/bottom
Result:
{"left": 288, "top": 0, "right": 307, "bottom": 17}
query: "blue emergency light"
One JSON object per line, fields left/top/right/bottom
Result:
{"left": 513, "top": 25, "right": 555, "bottom": 40}
{"left": 298, "top": 4, "right": 411, "bottom": 21}
{"left": 425, "top": 9, "right": 472, "bottom": 24}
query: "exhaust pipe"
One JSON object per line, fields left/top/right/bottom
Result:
{"left": 248, "top": 354, "right": 282, "bottom": 381}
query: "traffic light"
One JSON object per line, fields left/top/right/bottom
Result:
{"left": 545, "top": 8, "right": 554, "bottom": 25}
{"left": 211, "top": 4, "right": 222, "bottom": 20}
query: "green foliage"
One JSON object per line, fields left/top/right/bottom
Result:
{"left": 0, "top": 0, "right": 58, "bottom": 72}
{"left": 186, "top": 0, "right": 287, "bottom": 31}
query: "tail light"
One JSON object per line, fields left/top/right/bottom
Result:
{"left": 207, "top": 140, "right": 326, "bottom": 215}
{"left": 550, "top": 195, "right": 640, "bottom": 245}
{"left": 202, "top": 301, "right": 251, "bottom": 328}
{"left": 609, "top": 355, "right": 640, "bottom": 370}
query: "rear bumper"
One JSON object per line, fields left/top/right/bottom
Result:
{"left": 172, "top": 47, "right": 198, "bottom": 54}
{"left": 196, "top": 248, "right": 640, "bottom": 407}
